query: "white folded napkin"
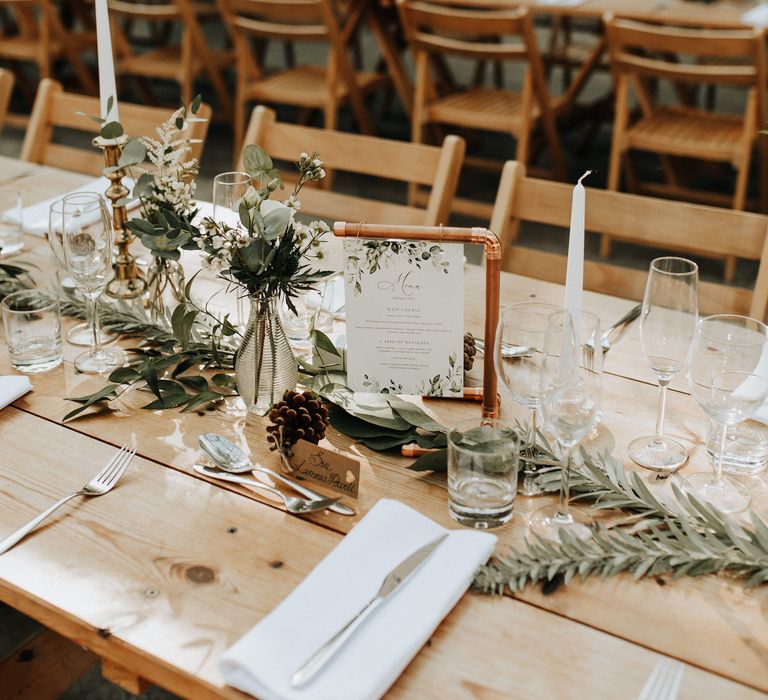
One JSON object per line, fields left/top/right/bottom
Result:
{"left": 0, "top": 376, "right": 32, "bottom": 410}
{"left": 220, "top": 498, "right": 497, "bottom": 700}
{"left": 743, "top": 5, "right": 768, "bottom": 26}
{"left": 3, "top": 177, "right": 136, "bottom": 236}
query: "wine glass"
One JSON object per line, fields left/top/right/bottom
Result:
{"left": 629, "top": 257, "right": 698, "bottom": 473}
{"left": 686, "top": 315, "right": 768, "bottom": 512}
{"left": 530, "top": 309, "right": 602, "bottom": 541}
{"left": 60, "top": 193, "right": 126, "bottom": 374}
{"left": 213, "top": 171, "right": 252, "bottom": 328}
{"left": 48, "top": 198, "right": 117, "bottom": 347}
{"left": 495, "top": 301, "right": 558, "bottom": 496}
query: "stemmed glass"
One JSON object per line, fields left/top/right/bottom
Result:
{"left": 530, "top": 309, "right": 602, "bottom": 541}
{"left": 60, "top": 193, "right": 126, "bottom": 374}
{"left": 213, "top": 171, "right": 252, "bottom": 328}
{"left": 629, "top": 257, "right": 698, "bottom": 473}
{"left": 687, "top": 315, "right": 768, "bottom": 512}
{"left": 495, "top": 301, "right": 558, "bottom": 496}
{"left": 48, "top": 198, "right": 117, "bottom": 347}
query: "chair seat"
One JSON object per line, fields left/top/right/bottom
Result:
{"left": 426, "top": 88, "right": 526, "bottom": 133}
{"left": 243, "top": 66, "right": 385, "bottom": 108}
{"left": 425, "top": 88, "right": 565, "bottom": 134}
{"left": 117, "top": 46, "right": 231, "bottom": 80}
{"left": 626, "top": 107, "right": 750, "bottom": 161}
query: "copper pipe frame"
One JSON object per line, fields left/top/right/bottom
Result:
{"left": 334, "top": 222, "right": 501, "bottom": 418}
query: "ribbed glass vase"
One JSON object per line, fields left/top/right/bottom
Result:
{"left": 235, "top": 295, "right": 298, "bottom": 415}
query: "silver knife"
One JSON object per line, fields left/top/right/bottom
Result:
{"left": 290, "top": 532, "right": 449, "bottom": 688}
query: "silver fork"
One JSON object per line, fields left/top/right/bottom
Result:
{"left": 0, "top": 443, "right": 135, "bottom": 555}
{"left": 637, "top": 658, "right": 685, "bottom": 700}
{"left": 584, "top": 303, "right": 642, "bottom": 371}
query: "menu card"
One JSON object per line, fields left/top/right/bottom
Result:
{"left": 344, "top": 238, "right": 464, "bottom": 397}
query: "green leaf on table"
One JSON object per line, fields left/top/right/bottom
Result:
{"left": 328, "top": 405, "right": 413, "bottom": 439}
{"left": 182, "top": 391, "right": 223, "bottom": 412}
{"left": 386, "top": 396, "right": 447, "bottom": 433}
{"left": 63, "top": 383, "right": 121, "bottom": 422}
{"left": 360, "top": 433, "right": 417, "bottom": 451}
{"left": 407, "top": 448, "right": 448, "bottom": 472}
{"left": 212, "top": 373, "right": 237, "bottom": 390}
{"left": 142, "top": 392, "right": 192, "bottom": 410}
{"left": 416, "top": 432, "right": 447, "bottom": 449}
{"left": 178, "top": 375, "right": 208, "bottom": 392}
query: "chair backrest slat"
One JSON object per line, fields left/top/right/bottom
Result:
{"left": 490, "top": 161, "right": 768, "bottom": 318}
{"left": 21, "top": 79, "right": 211, "bottom": 177}
{"left": 238, "top": 105, "right": 464, "bottom": 226}
{"left": 606, "top": 16, "right": 764, "bottom": 86}
{"left": 220, "top": 0, "right": 327, "bottom": 39}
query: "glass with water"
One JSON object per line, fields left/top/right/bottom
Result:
{"left": 1, "top": 290, "right": 63, "bottom": 373}
{"left": 448, "top": 419, "right": 519, "bottom": 528}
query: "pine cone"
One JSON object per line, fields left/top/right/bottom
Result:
{"left": 266, "top": 390, "right": 330, "bottom": 454}
{"left": 464, "top": 332, "right": 477, "bottom": 371}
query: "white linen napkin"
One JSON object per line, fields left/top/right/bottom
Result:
{"left": 536, "top": 0, "right": 585, "bottom": 7}
{"left": 0, "top": 376, "right": 32, "bottom": 409}
{"left": 3, "top": 177, "right": 136, "bottom": 236}
{"left": 219, "top": 498, "right": 497, "bottom": 700}
{"left": 743, "top": 5, "right": 768, "bottom": 26}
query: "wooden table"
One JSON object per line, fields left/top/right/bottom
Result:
{"left": 0, "top": 155, "right": 767, "bottom": 699}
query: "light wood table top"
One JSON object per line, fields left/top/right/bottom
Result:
{"left": 0, "top": 156, "right": 766, "bottom": 698}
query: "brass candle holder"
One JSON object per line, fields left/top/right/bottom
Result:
{"left": 333, "top": 222, "right": 501, "bottom": 419}
{"left": 93, "top": 134, "right": 147, "bottom": 299}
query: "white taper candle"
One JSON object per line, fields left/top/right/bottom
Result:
{"left": 95, "top": 0, "right": 120, "bottom": 123}
{"left": 564, "top": 170, "right": 592, "bottom": 313}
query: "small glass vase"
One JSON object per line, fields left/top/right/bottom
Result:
{"left": 235, "top": 295, "right": 298, "bottom": 415}
{"left": 147, "top": 257, "right": 186, "bottom": 323}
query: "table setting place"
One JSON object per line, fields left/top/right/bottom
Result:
{"left": 2, "top": 22, "right": 768, "bottom": 698}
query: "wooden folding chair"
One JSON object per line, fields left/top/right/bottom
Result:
{"left": 396, "top": 0, "right": 566, "bottom": 219}
{"left": 108, "top": 0, "right": 233, "bottom": 118}
{"left": 0, "top": 67, "right": 14, "bottom": 132}
{"left": 0, "top": 0, "right": 97, "bottom": 127}
{"left": 20, "top": 79, "right": 212, "bottom": 176}
{"left": 237, "top": 105, "right": 465, "bottom": 226}
{"left": 218, "top": 0, "right": 387, "bottom": 160}
{"left": 603, "top": 16, "right": 767, "bottom": 282}
{"left": 491, "top": 161, "right": 768, "bottom": 320}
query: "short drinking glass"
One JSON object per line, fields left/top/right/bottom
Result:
{"left": 448, "top": 419, "right": 519, "bottom": 528}
{"left": 2, "top": 290, "right": 63, "bottom": 373}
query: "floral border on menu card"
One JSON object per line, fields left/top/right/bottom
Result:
{"left": 344, "top": 238, "right": 464, "bottom": 399}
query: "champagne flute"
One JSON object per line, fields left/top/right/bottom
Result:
{"left": 48, "top": 198, "right": 117, "bottom": 347}
{"left": 60, "top": 193, "right": 126, "bottom": 374}
{"left": 495, "top": 301, "right": 558, "bottom": 496}
{"left": 687, "top": 315, "right": 768, "bottom": 512}
{"left": 213, "top": 171, "right": 252, "bottom": 329}
{"left": 530, "top": 309, "right": 602, "bottom": 541}
{"left": 629, "top": 257, "right": 698, "bottom": 473}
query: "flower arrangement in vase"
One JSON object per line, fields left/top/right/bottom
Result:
{"left": 195, "top": 146, "right": 333, "bottom": 414}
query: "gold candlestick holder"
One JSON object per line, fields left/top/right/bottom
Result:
{"left": 93, "top": 134, "right": 147, "bottom": 299}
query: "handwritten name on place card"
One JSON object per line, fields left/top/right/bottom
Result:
{"left": 288, "top": 440, "right": 361, "bottom": 499}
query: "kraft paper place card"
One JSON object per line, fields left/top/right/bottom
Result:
{"left": 343, "top": 239, "right": 464, "bottom": 397}
{"left": 289, "top": 439, "right": 361, "bottom": 498}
